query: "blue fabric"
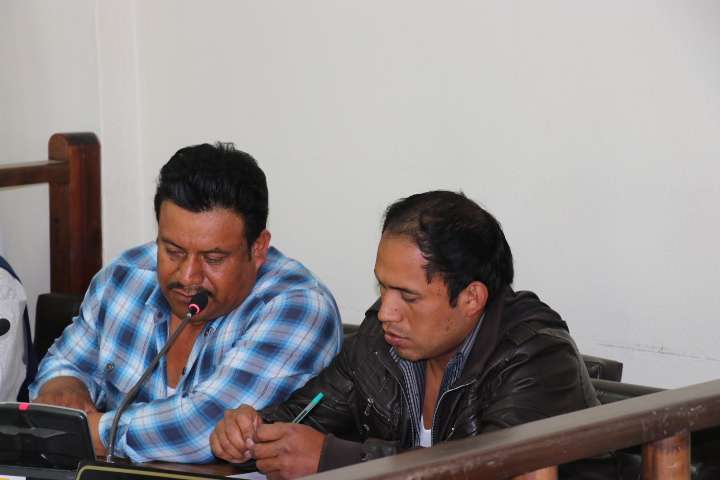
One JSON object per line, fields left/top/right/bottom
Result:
{"left": 30, "top": 242, "right": 343, "bottom": 463}
{"left": 0, "top": 254, "right": 37, "bottom": 402}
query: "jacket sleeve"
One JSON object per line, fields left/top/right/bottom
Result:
{"left": 319, "top": 435, "right": 409, "bottom": 471}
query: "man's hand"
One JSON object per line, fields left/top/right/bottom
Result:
{"left": 211, "top": 404, "right": 265, "bottom": 463}
{"left": 251, "top": 422, "right": 326, "bottom": 480}
{"left": 33, "top": 376, "right": 98, "bottom": 413}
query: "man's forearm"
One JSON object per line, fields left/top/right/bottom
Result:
{"left": 34, "top": 376, "right": 98, "bottom": 413}
{"left": 88, "top": 412, "right": 107, "bottom": 457}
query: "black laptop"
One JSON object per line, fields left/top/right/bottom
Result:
{"left": 0, "top": 402, "right": 95, "bottom": 480}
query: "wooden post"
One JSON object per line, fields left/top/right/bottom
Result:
{"left": 48, "top": 132, "right": 101, "bottom": 294}
{"left": 511, "top": 466, "right": 558, "bottom": 480}
{"left": 642, "top": 433, "right": 690, "bottom": 480}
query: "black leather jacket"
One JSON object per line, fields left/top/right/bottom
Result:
{"left": 260, "top": 286, "right": 599, "bottom": 472}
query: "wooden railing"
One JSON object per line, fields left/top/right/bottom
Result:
{"left": 0, "top": 132, "right": 101, "bottom": 295}
{"left": 301, "top": 378, "right": 720, "bottom": 480}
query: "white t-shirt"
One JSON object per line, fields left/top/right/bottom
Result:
{"left": 0, "top": 267, "right": 28, "bottom": 402}
{"left": 419, "top": 416, "right": 432, "bottom": 447}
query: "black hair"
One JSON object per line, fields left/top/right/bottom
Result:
{"left": 154, "top": 142, "right": 268, "bottom": 247}
{"left": 382, "top": 190, "right": 514, "bottom": 306}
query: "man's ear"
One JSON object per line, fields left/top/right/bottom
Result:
{"left": 251, "top": 230, "right": 272, "bottom": 269}
{"left": 460, "top": 281, "right": 488, "bottom": 318}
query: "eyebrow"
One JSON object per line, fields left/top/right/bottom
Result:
{"left": 374, "top": 272, "right": 421, "bottom": 296}
{"left": 159, "top": 237, "right": 231, "bottom": 255}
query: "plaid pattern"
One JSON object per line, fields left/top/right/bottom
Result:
{"left": 392, "top": 311, "right": 484, "bottom": 446}
{"left": 30, "top": 242, "right": 342, "bottom": 462}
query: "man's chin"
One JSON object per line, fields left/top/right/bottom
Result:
{"left": 391, "top": 346, "right": 421, "bottom": 363}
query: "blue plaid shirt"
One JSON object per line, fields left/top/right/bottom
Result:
{"left": 30, "top": 242, "right": 343, "bottom": 463}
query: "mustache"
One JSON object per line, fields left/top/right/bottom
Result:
{"left": 167, "top": 283, "right": 213, "bottom": 297}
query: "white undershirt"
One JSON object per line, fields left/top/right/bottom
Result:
{"left": 419, "top": 415, "right": 432, "bottom": 447}
{"left": 167, "top": 386, "right": 176, "bottom": 397}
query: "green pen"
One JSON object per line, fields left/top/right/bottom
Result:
{"left": 292, "top": 393, "right": 324, "bottom": 423}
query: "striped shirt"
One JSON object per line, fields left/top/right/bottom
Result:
{"left": 30, "top": 242, "right": 342, "bottom": 463}
{"left": 392, "top": 312, "right": 484, "bottom": 446}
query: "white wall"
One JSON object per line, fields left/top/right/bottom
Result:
{"left": 0, "top": 0, "right": 100, "bottom": 325}
{"left": 1, "top": 1, "right": 719, "bottom": 389}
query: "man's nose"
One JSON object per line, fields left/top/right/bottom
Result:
{"left": 178, "top": 256, "right": 204, "bottom": 286}
{"left": 377, "top": 294, "right": 401, "bottom": 323}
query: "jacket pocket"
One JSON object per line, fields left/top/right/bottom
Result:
{"left": 354, "top": 392, "right": 396, "bottom": 440}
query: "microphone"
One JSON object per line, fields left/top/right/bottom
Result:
{"left": 0, "top": 318, "right": 10, "bottom": 337}
{"left": 106, "top": 292, "right": 209, "bottom": 462}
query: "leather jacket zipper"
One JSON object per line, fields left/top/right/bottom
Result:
{"left": 364, "top": 397, "right": 374, "bottom": 416}
{"left": 432, "top": 379, "right": 474, "bottom": 443}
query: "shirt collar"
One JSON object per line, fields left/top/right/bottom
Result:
{"left": 451, "top": 310, "right": 485, "bottom": 371}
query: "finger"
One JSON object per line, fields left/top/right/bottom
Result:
{"left": 254, "top": 423, "right": 289, "bottom": 443}
{"left": 230, "top": 409, "right": 262, "bottom": 455}
{"left": 213, "top": 416, "right": 246, "bottom": 460}
{"left": 234, "top": 407, "right": 263, "bottom": 444}
{"left": 250, "top": 433, "right": 287, "bottom": 462}
{"left": 209, "top": 431, "right": 228, "bottom": 460}
{"left": 255, "top": 456, "right": 281, "bottom": 479}
{"left": 262, "top": 470, "right": 283, "bottom": 480}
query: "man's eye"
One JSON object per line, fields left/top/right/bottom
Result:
{"left": 166, "top": 248, "right": 181, "bottom": 256}
{"left": 206, "top": 257, "right": 223, "bottom": 265}
{"left": 401, "top": 296, "right": 417, "bottom": 304}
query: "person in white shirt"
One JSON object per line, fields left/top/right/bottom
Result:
{"left": 0, "top": 257, "right": 29, "bottom": 402}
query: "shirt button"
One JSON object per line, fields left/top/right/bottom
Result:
{"left": 204, "top": 328, "right": 210, "bottom": 337}
{"left": 106, "top": 363, "right": 114, "bottom": 371}
{"left": 182, "top": 367, "right": 187, "bottom": 375}
{"left": 156, "top": 312, "right": 164, "bottom": 319}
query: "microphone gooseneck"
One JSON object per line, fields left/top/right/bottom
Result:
{"left": 105, "top": 292, "right": 209, "bottom": 462}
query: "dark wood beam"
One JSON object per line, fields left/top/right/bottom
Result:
{"left": 48, "top": 132, "right": 102, "bottom": 294}
{"left": 0, "top": 160, "right": 69, "bottom": 187}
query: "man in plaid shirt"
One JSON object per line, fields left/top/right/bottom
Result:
{"left": 30, "top": 143, "right": 343, "bottom": 463}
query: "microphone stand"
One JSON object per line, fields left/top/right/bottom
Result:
{"left": 106, "top": 293, "right": 208, "bottom": 462}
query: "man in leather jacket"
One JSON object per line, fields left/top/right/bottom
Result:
{"left": 211, "top": 190, "right": 599, "bottom": 479}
